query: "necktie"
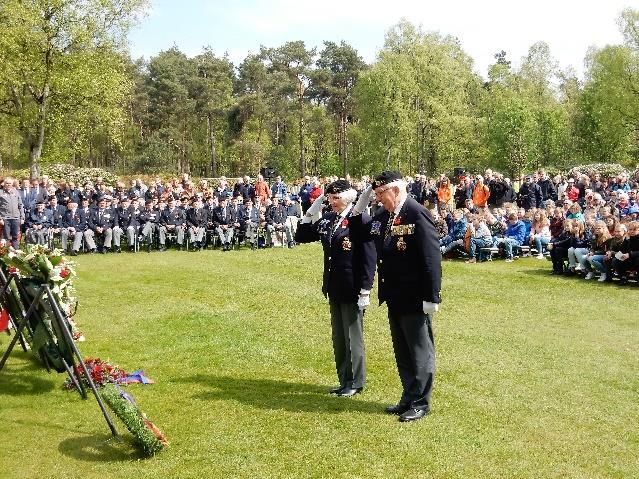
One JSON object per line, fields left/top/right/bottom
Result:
{"left": 385, "top": 212, "right": 396, "bottom": 240}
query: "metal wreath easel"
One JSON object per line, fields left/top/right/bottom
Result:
{"left": 0, "top": 269, "right": 117, "bottom": 436}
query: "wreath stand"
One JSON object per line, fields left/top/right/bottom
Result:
{"left": 0, "top": 269, "right": 117, "bottom": 436}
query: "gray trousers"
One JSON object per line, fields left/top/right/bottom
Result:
{"left": 387, "top": 308, "right": 435, "bottom": 410}
{"left": 26, "top": 227, "right": 49, "bottom": 245}
{"left": 86, "top": 228, "right": 112, "bottom": 248}
{"left": 189, "top": 226, "right": 205, "bottom": 243}
{"left": 141, "top": 222, "right": 158, "bottom": 243}
{"left": 159, "top": 225, "right": 184, "bottom": 245}
{"left": 266, "top": 223, "right": 292, "bottom": 245}
{"left": 113, "top": 225, "right": 136, "bottom": 247}
{"left": 329, "top": 300, "right": 366, "bottom": 389}
{"left": 61, "top": 228, "right": 94, "bottom": 252}
{"left": 216, "top": 226, "right": 234, "bottom": 244}
{"left": 244, "top": 222, "right": 259, "bottom": 244}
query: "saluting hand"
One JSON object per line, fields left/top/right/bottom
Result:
{"left": 352, "top": 185, "right": 373, "bottom": 215}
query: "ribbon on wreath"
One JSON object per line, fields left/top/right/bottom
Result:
{"left": 0, "top": 309, "right": 9, "bottom": 332}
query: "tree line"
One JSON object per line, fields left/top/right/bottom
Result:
{"left": 1, "top": 1, "right": 638, "bottom": 180}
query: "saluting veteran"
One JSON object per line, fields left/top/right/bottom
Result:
{"left": 349, "top": 171, "right": 442, "bottom": 422}
{"left": 295, "top": 180, "right": 376, "bottom": 397}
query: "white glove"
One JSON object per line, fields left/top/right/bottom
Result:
{"left": 352, "top": 185, "right": 373, "bottom": 215}
{"left": 357, "top": 293, "right": 370, "bottom": 311}
{"left": 306, "top": 195, "right": 325, "bottom": 216}
{"left": 422, "top": 301, "right": 439, "bottom": 314}
{"left": 301, "top": 195, "right": 325, "bottom": 224}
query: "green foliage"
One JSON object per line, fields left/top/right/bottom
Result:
{"left": 9, "top": 163, "right": 119, "bottom": 185}
{"left": 354, "top": 21, "right": 483, "bottom": 175}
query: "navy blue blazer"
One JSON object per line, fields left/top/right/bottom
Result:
{"left": 350, "top": 196, "right": 441, "bottom": 313}
{"left": 296, "top": 210, "right": 376, "bottom": 303}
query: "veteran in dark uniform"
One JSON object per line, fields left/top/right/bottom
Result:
{"left": 350, "top": 171, "right": 442, "bottom": 422}
{"left": 295, "top": 180, "right": 376, "bottom": 397}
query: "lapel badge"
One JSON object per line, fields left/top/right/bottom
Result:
{"left": 342, "top": 237, "right": 352, "bottom": 251}
{"left": 396, "top": 236, "right": 407, "bottom": 251}
{"left": 371, "top": 220, "right": 381, "bottom": 235}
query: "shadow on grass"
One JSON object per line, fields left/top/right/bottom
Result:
{"left": 58, "top": 434, "right": 144, "bottom": 462}
{"left": 0, "top": 355, "right": 57, "bottom": 396}
{"left": 179, "top": 374, "right": 386, "bottom": 415}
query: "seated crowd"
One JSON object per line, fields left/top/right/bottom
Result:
{"left": 424, "top": 169, "right": 639, "bottom": 285}
{"left": 0, "top": 167, "right": 638, "bottom": 284}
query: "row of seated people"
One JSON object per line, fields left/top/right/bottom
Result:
{"left": 547, "top": 219, "right": 639, "bottom": 284}
{"left": 21, "top": 194, "right": 302, "bottom": 254}
{"left": 437, "top": 204, "right": 553, "bottom": 262}
{"left": 434, "top": 203, "right": 638, "bottom": 284}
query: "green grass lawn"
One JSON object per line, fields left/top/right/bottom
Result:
{"left": 1, "top": 245, "right": 637, "bottom": 479}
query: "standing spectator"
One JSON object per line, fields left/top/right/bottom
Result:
{"left": 271, "top": 175, "right": 288, "bottom": 199}
{"left": 437, "top": 177, "right": 454, "bottom": 210}
{"left": 472, "top": 175, "right": 490, "bottom": 209}
{"left": 254, "top": 175, "right": 270, "bottom": 203}
{"left": 298, "top": 175, "right": 313, "bottom": 213}
{"left": 517, "top": 176, "right": 543, "bottom": 210}
{"left": 537, "top": 170, "right": 557, "bottom": 202}
{"left": 309, "top": 179, "right": 324, "bottom": 203}
{"left": 0, "top": 177, "right": 25, "bottom": 249}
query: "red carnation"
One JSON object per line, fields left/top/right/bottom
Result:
{"left": 60, "top": 269, "right": 69, "bottom": 278}
{"left": 341, "top": 218, "right": 349, "bottom": 228}
{"left": 393, "top": 216, "right": 401, "bottom": 225}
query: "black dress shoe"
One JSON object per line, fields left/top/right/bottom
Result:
{"left": 398, "top": 408, "right": 429, "bottom": 422}
{"left": 336, "top": 387, "right": 363, "bottom": 397}
{"left": 385, "top": 403, "right": 410, "bottom": 415}
{"left": 329, "top": 386, "right": 344, "bottom": 395}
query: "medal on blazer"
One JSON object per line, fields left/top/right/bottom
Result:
{"left": 396, "top": 236, "right": 407, "bottom": 251}
{"left": 342, "top": 237, "right": 352, "bottom": 251}
{"left": 371, "top": 221, "right": 381, "bottom": 235}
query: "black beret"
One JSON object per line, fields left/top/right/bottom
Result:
{"left": 372, "top": 171, "right": 403, "bottom": 189}
{"left": 325, "top": 179, "right": 352, "bottom": 195}
{"left": 145, "top": 199, "right": 154, "bottom": 205}
{"left": 36, "top": 200, "right": 45, "bottom": 205}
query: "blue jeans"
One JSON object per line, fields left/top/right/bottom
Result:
{"left": 470, "top": 237, "right": 492, "bottom": 258}
{"left": 569, "top": 247, "right": 589, "bottom": 268}
{"left": 497, "top": 237, "right": 520, "bottom": 259}
{"left": 588, "top": 254, "right": 606, "bottom": 272}
{"left": 3, "top": 218, "right": 20, "bottom": 250}
{"left": 534, "top": 236, "right": 550, "bottom": 253}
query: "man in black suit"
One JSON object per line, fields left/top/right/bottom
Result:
{"left": 186, "top": 197, "right": 207, "bottom": 250}
{"left": 159, "top": 197, "right": 186, "bottom": 251}
{"left": 87, "top": 196, "right": 115, "bottom": 253}
{"left": 113, "top": 196, "right": 139, "bottom": 252}
{"left": 212, "top": 197, "right": 235, "bottom": 251}
{"left": 295, "top": 180, "right": 376, "bottom": 397}
{"left": 350, "top": 171, "right": 442, "bottom": 422}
